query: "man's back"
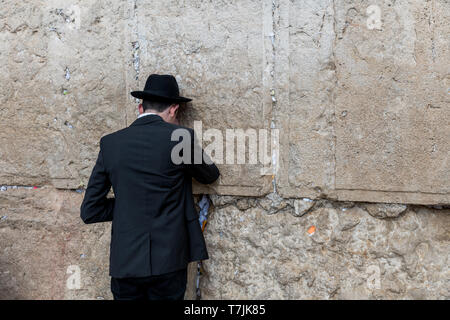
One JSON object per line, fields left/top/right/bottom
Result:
{"left": 80, "top": 114, "right": 220, "bottom": 278}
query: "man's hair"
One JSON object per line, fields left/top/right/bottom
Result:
{"left": 142, "top": 99, "right": 173, "bottom": 112}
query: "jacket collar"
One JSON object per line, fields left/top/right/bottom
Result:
{"left": 130, "top": 114, "right": 164, "bottom": 127}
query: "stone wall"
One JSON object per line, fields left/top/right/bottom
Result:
{"left": 0, "top": 187, "right": 199, "bottom": 300}
{"left": 0, "top": 187, "right": 112, "bottom": 299}
{"left": 0, "top": 188, "right": 447, "bottom": 299}
{"left": 0, "top": 0, "right": 448, "bottom": 299}
{"left": 201, "top": 195, "right": 449, "bottom": 299}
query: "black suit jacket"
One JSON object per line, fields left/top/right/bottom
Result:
{"left": 80, "top": 114, "right": 220, "bottom": 278}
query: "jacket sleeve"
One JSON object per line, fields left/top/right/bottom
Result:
{"left": 80, "top": 139, "right": 115, "bottom": 224}
{"left": 184, "top": 128, "right": 220, "bottom": 184}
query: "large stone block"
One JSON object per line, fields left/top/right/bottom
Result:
{"left": 276, "top": 0, "right": 337, "bottom": 199}
{"left": 275, "top": 0, "right": 449, "bottom": 204}
{"left": 131, "top": 0, "right": 275, "bottom": 196}
{"left": 0, "top": 0, "right": 128, "bottom": 189}
{"left": 333, "top": 0, "right": 450, "bottom": 204}
{"left": 0, "top": 187, "right": 111, "bottom": 299}
{"left": 201, "top": 198, "right": 450, "bottom": 299}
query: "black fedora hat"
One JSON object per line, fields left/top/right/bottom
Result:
{"left": 131, "top": 74, "right": 192, "bottom": 103}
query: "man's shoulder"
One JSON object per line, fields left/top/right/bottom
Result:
{"left": 163, "top": 122, "right": 194, "bottom": 134}
{"left": 99, "top": 123, "right": 194, "bottom": 145}
{"left": 100, "top": 127, "right": 127, "bottom": 144}
{"left": 154, "top": 122, "right": 194, "bottom": 139}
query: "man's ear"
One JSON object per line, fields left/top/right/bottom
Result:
{"left": 170, "top": 104, "right": 180, "bottom": 116}
{"left": 138, "top": 103, "right": 144, "bottom": 114}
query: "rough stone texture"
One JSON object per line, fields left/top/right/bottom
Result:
{"left": 201, "top": 196, "right": 450, "bottom": 299}
{"left": 132, "top": 0, "right": 274, "bottom": 196}
{"left": 0, "top": 187, "right": 197, "bottom": 300}
{"left": 0, "top": 187, "right": 110, "bottom": 299}
{"left": 276, "top": 0, "right": 450, "bottom": 204}
{"left": 1, "top": 188, "right": 448, "bottom": 299}
{"left": 0, "top": 0, "right": 449, "bottom": 300}
{"left": 277, "top": 0, "right": 338, "bottom": 200}
{"left": 333, "top": 0, "right": 450, "bottom": 204}
{"left": 0, "top": 0, "right": 448, "bottom": 204}
{"left": 0, "top": 0, "right": 128, "bottom": 189}
{"left": 364, "top": 203, "right": 407, "bottom": 219}
{"left": 293, "top": 198, "right": 316, "bottom": 217}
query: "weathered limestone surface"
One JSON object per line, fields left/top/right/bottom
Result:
{"left": 277, "top": 0, "right": 338, "bottom": 200}
{"left": 0, "top": 0, "right": 128, "bottom": 189}
{"left": 0, "top": 0, "right": 449, "bottom": 301}
{"left": 0, "top": 187, "right": 110, "bottom": 299}
{"left": 202, "top": 196, "right": 450, "bottom": 299}
{"left": 0, "top": 187, "right": 197, "bottom": 300}
{"left": 276, "top": 0, "right": 450, "bottom": 204}
{"left": 0, "top": 188, "right": 448, "bottom": 299}
{"left": 0, "top": 0, "right": 448, "bottom": 204}
{"left": 333, "top": 0, "right": 450, "bottom": 204}
{"left": 132, "top": 0, "right": 274, "bottom": 196}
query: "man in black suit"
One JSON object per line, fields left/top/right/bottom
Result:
{"left": 80, "top": 74, "right": 220, "bottom": 300}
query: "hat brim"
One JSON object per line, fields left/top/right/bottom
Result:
{"left": 131, "top": 90, "right": 192, "bottom": 103}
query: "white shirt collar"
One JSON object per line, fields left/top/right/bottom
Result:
{"left": 138, "top": 112, "right": 158, "bottom": 119}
